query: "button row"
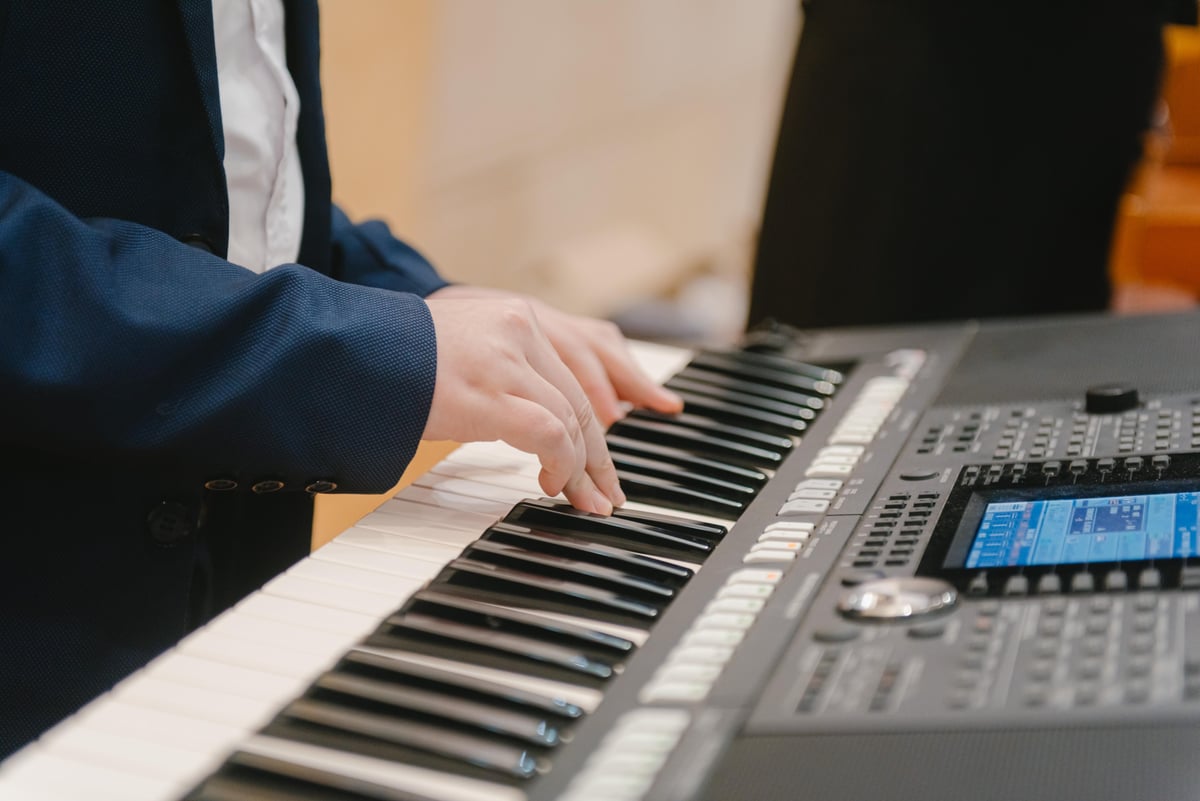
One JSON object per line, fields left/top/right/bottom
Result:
{"left": 827, "top": 377, "right": 908, "bottom": 447}
{"left": 745, "top": 520, "right": 816, "bottom": 565}
{"left": 804, "top": 446, "right": 863, "bottom": 481}
{"left": 639, "top": 569, "right": 783, "bottom": 704}
{"left": 558, "top": 709, "right": 691, "bottom": 801}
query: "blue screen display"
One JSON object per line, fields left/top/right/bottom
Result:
{"left": 966, "top": 491, "right": 1200, "bottom": 569}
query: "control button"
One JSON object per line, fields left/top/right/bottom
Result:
{"left": 695, "top": 612, "right": 756, "bottom": 631}
{"left": 976, "top": 600, "right": 1001, "bottom": 616}
{"left": 759, "top": 530, "right": 810, "bottom": 543}
{"left": 813, "top": 627, "right": 861, "bottom": 643}
{"left": 1074, "top": 684, "right": 1099, "bottom": 706}
{"left": 841, "top": 570, "right": 886, "bottom": 587}
{"left": 764, "top": 520, "right": 815, "bottom": 535}
{"left": 907, "top": 622, "right": 946, "bottom": 639}
{"left": 1003, "top": 575, "right": 1029, "bottom": 596}
{"left": 251, "top": 479, "right": 285, "bottom": 494}
{"left": 1085, "top": 384, "right": 1139, "bottom": 414}
{"left": 1070, "top": 573, "right": 1096, "bottom": 593}
{"left": 789, "top": 488, "right": 837, "bottom": 500}
{"left": 1123, "top": 456, "right": 1145, "bottom": 473}
{"left": 1104, "top": 570, "right": 1128, "bottom": 592}
{"left": 671, "top": 645, "right": 734, "bottom": 665}
{"left": 898, "top": 470, "right": 939, "bottom": 481}
{"left": 743, "top": 549, "right": 798, "bottom": 564}
{"left": 1036, "top": 574, "right": 1062, "bottom": 594}
{"left": 1180, "top": 566, "right": 1200, "bottom": 590}
{"left": 967, "top": 573, "right": 990, "bottom": 596}
{"left": 779, "top": 498, "right": 830, "bottom": 515}
{"left": 1040, "top": 461, "right": 1062, "bottom": 478}
{"left": 1097, "top": 457, "right": 1116, "bottom": 472}
{"left": 794, "top": 479, "right": 844, "bottom": 491}
{"left": 806, "top": 463, "right": 854, "bottom": 478}
{"left": 718, "top": 583, "right": 775, "bottom": 600}
{"left": 305, "top": 480, "right": 338, "bottom": 494}
{"left": 1068, "top": 460, "right": 1088, "bottom": 476}
{"left": 681, "top": 629, "right": 744, "bottom": 648}
{"left": 1152, "top": 454, "right": 1171, "bottom": 470}
{"left": 203, "top": 478, "right": 238, "bottom": 492}
{"left": 640, "top": 681, "right": 711, "bottom": 703}
{"left": 1043, "top": 597, "right": 1068, "bottom": 615}
{"left": 1138, "top": 568, "right": 1162, "bottom": 590}
{"left": 837, "top": 577, "right": 958, "bottom": 621}
{"left": 728, "top": 569, "right": 784, "bottom": 585}
{"left": 1126, "top": 680, "right": 1151, "bottom": 704}
{"left": 655, "top": 664, "right": 723, "bottom": 684}
{"left": 706, "top": 597, "right": 766, "bottom": 615}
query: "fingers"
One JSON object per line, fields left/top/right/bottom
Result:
{"left": 519, "top": 331, "right": 625, "bottom": 511}
{"left": 423, "top": 295, "right": 623, "bottom": 516}
{"left": 580, "top": 321, "right": 684, "bottom": 416}
{"left": 498, "top": 395, "right": 614, "bottom": 515}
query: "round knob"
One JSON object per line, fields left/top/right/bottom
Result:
{"left": 1085, "top": 384, "right": 1139, "bottom": 414}
{"left": 837, "top": 577, "right": 958, "bottom": 621}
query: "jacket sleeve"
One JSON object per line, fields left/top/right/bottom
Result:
{"left": 329, "top": 204, "right": 451, "bottom": 297}
{"left": 1, "top": 171, "right": 438, "bottom": 494}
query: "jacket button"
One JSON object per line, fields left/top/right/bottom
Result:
{"left": 305, "top": 480, "right": 338, "bottom": 494}
{"left": 251, "top": 479, "right": 285, "bottom": 494}
{"left": 146, "top": 502, "right": 195, "bottom": 546}
{"left": 203, "top": 478, "right": 238, "bottom": 491}
{"left": 182, "top": 234, "right": 215, "bottom": 253}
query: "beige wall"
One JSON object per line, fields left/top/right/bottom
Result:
{"left": 320, "top": 1, "right": 799, "bottom": 323}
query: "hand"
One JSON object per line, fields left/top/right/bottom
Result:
{"left": 428, "top": 285, "right": 683, "bottom": 425}
{"left": 422, "top": 294, "right": 624, "bottom": 514}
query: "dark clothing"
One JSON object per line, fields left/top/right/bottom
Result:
{"left": 749, "top": 0, "right": 1174, "bottom": 328}
{"left": 1, "top": 0, "right": 447, "bottom": 756}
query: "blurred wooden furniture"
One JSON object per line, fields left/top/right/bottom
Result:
{"left": 310, "top": 440, "right": 458, "bottom": 551}
{"left": 1111, "top": 25, "right": 1200, "bottom": 311}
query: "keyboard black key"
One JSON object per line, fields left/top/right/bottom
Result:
{"left": 189, "top": 749, "right": 441, "bottom": 801}
{"left": 482, "top": 522, "right": 693, "bottom": 586}
{"left": 672, "top": 391, "right": 810, "bottom": 434}
{"left": 370, "top": 611, "right": 623, "bottom": 680}
{"left": 616, "top": 471, "right": 747, "bottom": 519}
{"left": 341, "top": 647, "right": 585, "bottom": 720}
{"left": 504, "top": 499, "right": 720, "bottom": 559}
{"left": 611, "top": 451, "right": 756, "bottom": 500}
{"left": 464, "top": 539, "right": 678, "bottom": 599}
{"left": 666, "top": 375, "right": 822, "bottom": 416}
{"left": 311, "top": 672, "right": 565, "bottom": 747}
{"left": 689, "top": 351, "right": 837, "bottom": 395}
{"left": 672, "top": 366, "right": 827, "bottom": 409}
{"left": 696, "top": 347, "right": 844, "bottom": 384}
{"left": 437, "top": 557, "right": 663, "bottom": 624}
{"left": 409, "top": 589, "right": 638, "bottom": 652}
{"left": 628, "top": 409, "right": 799, "bottom": 449}
{"left": 265, "top": 708, "right": 543, "bottom": 782}
{"left": 606, "top": 435, "right": 770, "bottom": 486}
{"left": 610, "top": 417, "right": 785, "bottom": 468}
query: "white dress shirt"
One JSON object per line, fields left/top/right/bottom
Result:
{"left": 212, "top": 0, "right": 305, "bottom": 273}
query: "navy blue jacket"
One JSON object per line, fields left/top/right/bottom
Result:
{"left": 0, "top": 0, "right": 448, "bottom": 755}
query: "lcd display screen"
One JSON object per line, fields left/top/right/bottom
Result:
{"left": 965, "top": 490, "right": 1200, "bottom": 569}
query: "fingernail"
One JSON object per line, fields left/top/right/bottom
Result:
{"left": 591, "top": 489, "right": 614, "bottom": 516}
